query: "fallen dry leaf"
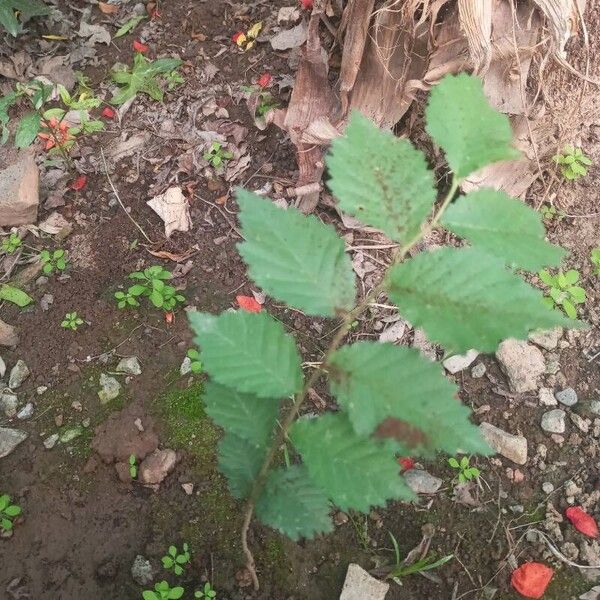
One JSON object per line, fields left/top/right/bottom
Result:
{"left": 147, "top": 186, "right": 192, "bottom": 238}
{"left": 147, "top": 248, "right": 196, "bottom": 263}
{"left": 98, "top": 1, "right": 119, "bottom": 14}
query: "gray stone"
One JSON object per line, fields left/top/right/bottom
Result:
{"left": 0, "top": 427, "right": 28, "bottom": 457}
{"left": 179, "top": 356, "right": 192, "bottom": 376}
{"left": 404, "top": 469, "right": 442, "bottom": 494}
{"left": 8, "top": 359, "right": 30, "bottom": 389}
{"left": 570, "top": 412, "right": 591, "bottom": 433}
{"left": 591, "top": 400, "right": 600, "bottom": 416}
{"left": 98, "top": 374, "right": 121, "bottom": 404}
{"left": 539, "top": 387, "right": 558, "bottom": 406}
{"left": 479, "top": 422, "right": 528, "bottom": 465}
{"left": 412, "top": 328, "right": 437, "bottom": 361}
{"left": 529, "top": 327, "right": 562, "bottom": 351}
{"left": 542, "top": 482, "right": 554, "bottom": 494}
{"left": 131, "top": 555, "right": 154, "bottom": 586}
{"left": 339, "top": 563, "right": 389, "bottom": 600}
{"left": 116, "top": 356, "right": 141, "bottom": 376}
{"left": 443, "top": 349, "right": 479, "bottom": 374}
{"left": 555, "top": 387, "right": 578, "bottom": 407}
{"left": 43, "top": 433, "right": 59, "bottom": 449}
{"left": 40, "top": 293, "right": 54, "bottom": 311}
{"left": 541, "top": 409, "right": 566, "bottom": 434}
{"left": 0, "top": 319, "right": 18, "bottom": 347}
{"left": 139, "top": 449, "right": 177, "bottom": 485}
{"left": 0, "top": 356, "right": 5, "bottom": 378}
{"left": 471, "top": 363, "right": 486, "bottom": 378}
{"left": 0, "top": 150, "right": 39, "bottom": 226}
{"left": 496, "top": 339, "right": 545, "bottom": 393}
{"left": 0, "top": 391, "right": 18, "bottom": 418}
{"left": 16, "top": 402, "right": 34, "bottom": 420}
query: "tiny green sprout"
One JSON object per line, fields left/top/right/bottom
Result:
{"left": 256, "top": 91, "right": 280, "bottom": 117}
{"left": 116, "top": 266, "right": 185, "bottom": 312}
{"left": 142, "top": 581, "right": 184, "bottom": 600}
{"left": 553, "top": 145, "right": 592, "bottom": 181}
{"left": 539, "top": 204, "right": 564, "bottom": 224}
{"left": 0, "top": 494, "right": 22, "bottom": 532}
{"left": 203, "top": 142, "right": 233, "bottom": 168}
{"left": 195, "top": 582, "right": 217, "bottom": 599}
{"left": 161, "top": 543, "right": 190, "bottom": 576}
{"left": 539, "top": 268, "right": 586, "bottom": 319}
{"left": 165, "top": 69, "right": 185, "bottom": 91}
{"left": 129, "top": 454, "right": 138, "bottom": 479}
{"left": 448, "top": 455, "right": 480, "bottom": 484}
{"left": 40, "top": 249, "right": 68, "bottom": 274}
{"left": 591, "top": 248, "right": 600, "bottom": 275}
{"left": 186, "top": 348, "right": 203, "bottom": 374}
{"left": 61, "top": 311, "right": 84, "bottom": 331}
{"left": 2, "top": 233, "right": 22, "bottom": 254}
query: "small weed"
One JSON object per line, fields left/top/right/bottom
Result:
{"left": 553, "top": 146, "right": 592, "bottom": 181}
{"left": 61, "top": 311, "right": 84, "bottom": 331}
{"left": 129, "top": 454, "right": 138, "bottom": 479}
{"left": 539, "top": 204, "right": 565, "bottom": 224}
{"left": 40, "top": 249, "right": 68, "bottom": 274}
{"left": 165, "top": 70, "right": 185, "bottom": 91}
{"left": 448, "top": 455, "right": 480, "bottom": 483}
{"left": 142, "top": 581, "right": 184, "bottom": 600}
{"left": 161, "top": 543, "right": 190, "bottom": 575}
{"left": 115, "top": 265, "right": 185, "bottom": 312}
{"left": 539, "top": 268, "right": 586, "bottom": 319}
{"left": 2, "top": 233, "right": 22, "bottom": 254}
{"left": 256, "top": 91, "right": 280, "bottom": 117}
{"left": 203, "top": 142, "right": 233, "bottom": 168}
{"left": 0, "top": 494, "right": 22, "bottom": 532}
{"left": 186, "top": 349, "right": 203, "bottom": 374}
{"left": 591, "top": 248, "right": 600, "bottom": 275}
{"left": 195, "top": 583, "right": 217, "bottom": 599}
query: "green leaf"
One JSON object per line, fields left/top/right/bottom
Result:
{"left": 0, "top": 3, "right": 20, "bottom": 36}
{"left": 188, "top": 310, "right": 302, "bottom": 398}
{"left": 0, "top": 0, "right": 48, "bottom": 36}
{"left": 328, "top": 343, "right": 489, "bottom": 455}
{"left": 162, "top": 556, "right": 174, "bottom": 568}
{"left": 15, "top": 112, "right": 41, "bottom": 148}
{"left": 564, "top": 269, "right": 579, "bottom": 285}
{"left": 168, "top": 589, "right": 184, "bottom": 600}
{"left": 218, "top": 433, "right": 265, "bottom": 499}
{"left": 425, "top": 74, "right": 520, "bottom": 178}
{"left": 448, "top": 457, "right": 459, "bottom": 468}
{"left": 142, "top": 592, "right": 158, "bottom": 600}
{"left": 327, "top": 112, "right": 437, "bottom": 244}
{"left": 441, "top": 189, "right": 565, "bottom": 271}
{"left": 0, "top": 495, "right": 9, "bottom": 511}
{"left": 291, "top": 413, "right": 415, "bottom": 512}
{"left": 236, "top": 190, "right": 355, "bottom": 316}
{"left": 569, "top": 286, "right": 586, "bottom": 304}
{"left": 0, "top": 284, "right": 33, "bottom": 307}
{"left": 203, "top": 382, "right": 279, "bottom": 446}
{"left": 114, "top": 14, "right": 146, "bottom": 37}
{"left": 386, "top": 247, "right": 573, "bottom": 353}
{"left": 4, "top": 505, "right": 20, "bottom": 517}
{"left": 256, "top": 465, "right": 333, "bottom": 540}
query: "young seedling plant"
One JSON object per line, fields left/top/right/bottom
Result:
{"left": 591, "top": 248, "right": 600, "bottom": 275}
{"left": 2, "top": 233, "right": 22, "bottom": 254}
{"left": 553, "top": 145, "right": 592, "bottom": 181}
{"left": 61, "top": 312, "right": 84, "bottom": 331}
{"left": 161, "top": 543, "right": 190, "bottom": 576}
{"left": 0, "top": 494, "right": 22, "bottom": 532}
{"left": 203, "top": 142, "right": 233, "bottom": 168}
{"left": 115, "top": 266, "right": 185, "bottom": 312}
{"left": 448, "top": 456, "right": 480, "bottom": 484}
{"left": 195, "top": 583, "right": 217, "bottom": 599}
{"left": 129, "top": 454, "right": 138, "bottom": 479}
{"left": 539, "top": 269, "right": 586, "bottom": 319}
{"left": 40, "top": 249, "right": 68, "bottom": 275}
{"left": 142, "top": 581, "right": 184, "bottom": 600}
{"left": 186, "top": 349, "right": 203, "bottom": 374}
{"left": 187, "top": 73, "right": 577, "bottom": 590}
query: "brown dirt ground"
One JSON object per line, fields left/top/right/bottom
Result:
{"left": 1, "top": 1, "right": 599, "bottom": 599}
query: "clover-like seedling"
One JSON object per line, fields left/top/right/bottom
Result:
{"left": 2, "top": 233, "right": 22, "bottom": 254}
{"left": 40, "top": 249, "right": 67, "bottom": 274}
{"left": 142, "top": 580, "right": 184, "bottom": 600}
{"left": 203, "top": 142, "right": 233, "bottom": 168}
{"left": 187, "top": 348, "right": 203, "bottom": 374}
{"left": 161, "top": 543, "right": 190, "bottom": 576}
{"left": 448, "top": 456, "right": 480, "bottom": 484}
{"left": 0, "top": 494, "right": 22, "bottom": 532}
{"left": 553, "top": 145, "right": 592, "bottom": 181}
{"left": 195, "top": 582, "right": 217, "bottom": 599}
{"left": 591, "top": 248, "right": 600, "bottom": 276}
{"left": 116, "top": 265, "right": 185, "bottom": 312}
{"left": 129, "top": 454, "right": 138, "bottom": 479}
{"left": 539, "top": 269, "right": 586, "bottom": 319}
{"left": 61, "top": 311, "right": 84, "bottom": 331}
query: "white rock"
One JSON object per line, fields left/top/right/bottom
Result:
{"left": 496, "top": 339, "right": 545, "bottom": 393}
{"left": 479, "top": 422, "right": 528, "bottom": 465}
{"left": 471, "top": 363, "right": 486, "bottom": 378}
{"left": 37, "top": 386, "right": 48, "bottom": 395}
{"left": 529, "top": 327, "right": 562, "bottom": 351}
{"left": 16, "top": 402, "right": 34, "bottom": 420}
{"left": 539, "top": 387, "right": 558, "bottom": 406}
{"left": 139, "top": 449, "right": 177, "bottom": 485}
{"left": 116, "top": 356, "right": 141, "bottom": 376}
{"left": 8, "top": 359, "right": 30, "bottom": 389}
{"left": 179, "top": 356, "right": 192, "bottom": 376}
{"left": 570, "top": 413, "right": 591, "bottom": 433}
{"left": 378, "top": 321, "right": 406, "bottom": 344}
{"left": 0, "top": 427, "right": 28, "bottom": 457}
{"left": 542, "top": 482, "right": 554, "bottom": 494}
{"left": 181, "top": 483, "right": 194, "bottom": 495}
{"left": 443, "top": 349, "right": 479, "bottom": 374}
{"left": 339, "top": 563, "right": 389, "bottom": 600}
{"left": 0, "top": 391, "right": 18, "bottom": 418}
{"left": 98, "top": 374, "right": 121, "bottom": 404}
{"left": 591, "top": 400, "right": 600, "bottom": 416}
{"left": 0, "top": 356, "right": 5, "bottom": 378}
{"left": 555, "top": 387, "right": 578, "bottom": 407}
{"left": 131, "top": 555, "right": 154, "bottom": 586}
{"left": 541, "top": 409, "right": 566, "bottom": 434}
{"left": 43, "top": 433, "right": 59, "bottom": 449}
{"left": 412, "top": 329, "right": 437, "bottom": 361}
{"left": 404, "top": 469, "right": 443, "bottom": 494}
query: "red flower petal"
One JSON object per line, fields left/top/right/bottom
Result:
{"left": 257, "top": 72, "right": 272, "bottom": 88}
{"left": 397, "top": 457, "right": 415, "bottom": 472}
{"left": 133, "top": 40, "right": 149, "bottom": 53}
{"left": 231, "top": 31, "right": 245, "bottom": 44}
{"left": 299, "top": 0, "right": 313, "bottom": 8}
{"left": 70, "top": 175, "right": 87, "bottom": 191}
{"left": 165, "top": 311, "right": 174, "bottom": 323}
{"left": 101, "top": 106, "right": 116, "bottom": 119}
{"left": 566, "top": 506, "right": 599, "bottom": 538}
{"left": 511, "top": 563, "right": 553, "bottom": 599}
{"left": 236, "top": 295, "right": 262, "bottom": 313}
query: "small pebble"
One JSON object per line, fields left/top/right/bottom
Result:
{"left": 555, "top": 387, "right": 577, "bottom": 407}
{"left": 542, "top": 482, "right": 554, "bottom": 494}
{"left": 43, "top": 433, "right": 59, "bottom": 449}
{"left": 471, "top": 363, "right": 486, "bottom": 378}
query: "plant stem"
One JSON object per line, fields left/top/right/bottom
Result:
{"left": 240, "top": 177, "right": 459, "bottom": 590}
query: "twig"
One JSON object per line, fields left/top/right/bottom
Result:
{"left": 100, "top": 148, "right": 154, "bottom": 244}
{"left": 239, "top": 178, "right": 460, "bottom": 589}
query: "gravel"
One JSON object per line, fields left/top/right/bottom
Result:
{"left": 541, "top": 409, "right": 566, "bottom": 434}
{"left": 555, "top": 387, "right": 578, "bottom": 407}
